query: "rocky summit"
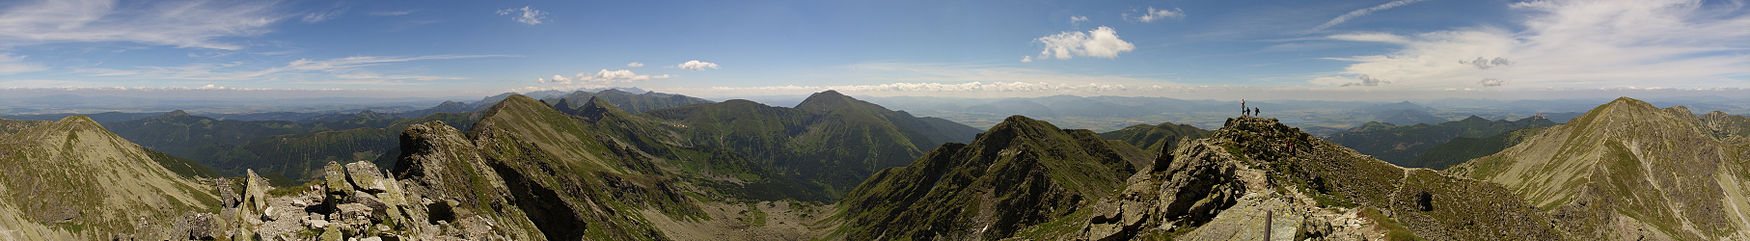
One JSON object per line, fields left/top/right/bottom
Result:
{"left": 1023, "top": 116, "right": 1559, "bottom": 240}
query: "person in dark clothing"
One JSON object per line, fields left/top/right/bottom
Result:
{"left": 1254, "top": 107, "right": 1261, "bottom": 116}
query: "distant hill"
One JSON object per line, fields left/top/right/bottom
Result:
{"left": 642, "top": 90, "right": 983, "bottom": 198}
{"left": 1448, "top": 97, "right": 1750, "bottom": 240}
{"left": 105, "top": 109, "right": 476, "bottom": 185}
{"left": 552, "top": 89, "right": 713, "bottom": 114}
{"left": 1325, "top": 115, "right": 1556, "bottom": 169}
{"left": 0, "top": 111, "right": 166, "bottom": 125}
{"left": 1098, "top": 121, "right": 1212, "bottom": 156}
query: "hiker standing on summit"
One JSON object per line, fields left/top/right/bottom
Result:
{"left": 1242, "top": 99, "right": 1249, "bottom": 116}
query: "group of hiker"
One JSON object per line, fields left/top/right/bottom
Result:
{"left": 1242, "top": 99, "right": 1261, "bottom": 116}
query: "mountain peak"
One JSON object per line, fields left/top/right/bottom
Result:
{"left": 813, "top": 89, "right": 845, "bottom": 97}
{"left": 167, "top": 110, "right": 190, "bottom": 116}
{"left": 55, "top": 115, "right": 102, "bottom": 129}
{"left": 481, "top": 94, "right": 549, "bottom": 118}
{"left": 575, "top": 96, "right": 626, "bottom": 121}
{"left": 973, "top": 115, "right": 1064, "bottom": 145}
{"left": 990, "top": 115, "right": 1054, "bottom": 131}
{"left": 796, "top": 89, "right": 885, "bottom": 112}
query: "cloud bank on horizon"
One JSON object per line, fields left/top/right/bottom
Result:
{"left": 0, "top": 0, "right": 1743, "bottom": 100}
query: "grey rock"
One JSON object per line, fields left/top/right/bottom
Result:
{"left": 346, "top": 161, "right": 388, "bottom": 193}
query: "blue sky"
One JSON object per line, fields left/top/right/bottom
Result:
{"left": 0, "top": 0, "right": 1746, "bottom": 100}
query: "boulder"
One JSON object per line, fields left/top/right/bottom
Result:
{"left": 337, "top": 203, "right": 374, "bottom": 221}
{"left": 325, "top": 162, "right": 354, "bottom": 195}
{"left": 320, "top": 225, "right": 344, "bottom": 241}
{"left": 244, "top": 169, "right": 270, "bottom": 212}
{"left": 351, "top": 190, "right": 390, "bottom": 220}
{"left": 216, "top": 178, "right": 242, "bottom": 208}
{"left": 306, "top": 219, "right": 331, "bottom": 229}
{"left": 172, "top": 212, "right": 217, "bottom": 240}
{"left": 346, "top": 161, "right": 388, "bottom": 193}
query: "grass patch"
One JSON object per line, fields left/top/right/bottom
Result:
{"left": 269, "top": 179, "right": 322, "bottom": 197}
{"left": 738, "top": 203, "right": 769, "bottom": 227}
{"left": 1357, "top": 207, "right": 1421, "bottom": 241}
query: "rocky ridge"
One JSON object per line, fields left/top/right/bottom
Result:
{"left": 1020, "top": 116, "right": 1563, "bottom": 240}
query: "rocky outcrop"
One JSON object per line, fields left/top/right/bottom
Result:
{"left": 392, "top": 120, "right": 546, "bottom": 240}
{"left": 1062, "top": 116, "right": 1563, "bottom": 241}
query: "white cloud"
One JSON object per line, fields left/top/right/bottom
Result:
{"left": 0, "top": 53, "right": 46, "bottom": 74}
{"left": 1125, "top": 7, "right": 1184, "bottom": 23}
{"left": 676, "top": 60, "right": 719, "bottom": 70}
{"left": 497, "top": 6, "right": 548, "bottom": 25}
{"left": 333, "top": 73, "right": 465, "bottom": 81}
{"left": 1311, "top": 0, "right": 1429, "bottom": 32}
{"left": 301, "top": 6, "right": 347, "bottom": 23}
{"left": 1325, "top": 32, "right": 1412, "bottom": 44}
{"left": 81, "top": 54, "right": 509, "bottom": 81}
{"left": 1020, "top": 56, "right": 1032, "bottom": 63}
{"left": 369, "top": 10, "right": 414, "bottom": 16}
{"left": 627, "top": 62, "right": 644, "bottom": 67}
{"left": 1316, "top": 0, "right": 1750, "bottom": 89}
{"left": 1070, "top": 16, "right": 1089, "bottom": 24}
{"left": 1032, "top": 26, "right": 1136, "bottom": 60}
{"left": 537, "top": 69, "right": 671, "bottom": 84}
{"left": 0, "top": 0, "right": 280, "bottom": 50}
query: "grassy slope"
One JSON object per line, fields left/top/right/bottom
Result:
{"left": 1097, "top": 121, "right": 1212, "bottom": 163}
{"left": 1448, "top": 97, "right": 1749, "bottom": 240}
{"left": 1325, "top": 115, "right": 1555, "bottom": 169}
{"left": 466, "top": 94, "right": 707, "bottom": 240}
{"left": 0, "top": 116, "right": 217, "bottom": 239}
{"left": 641, "top": 91, "right": 983, "bottom": 199}
{"left": 834, "top": 115, "right": 1142, "bottom": 240}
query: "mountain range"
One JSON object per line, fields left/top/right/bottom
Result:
{"left": 0, "top": 94, "right": 1746, "bottom": 240}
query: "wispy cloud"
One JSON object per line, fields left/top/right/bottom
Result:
{"left": 81, "top": 54, "right": 511, "bottom": 81}
{"left": 369, "top": 10, "right": 415, "bottom": 16}
{"left": 497, "top": 5, "right": 548, "bottom": 25}
{"left": 0, "top": 54, "right": 46, "bottom": 74}
{"left": 537, "top": 69, "right": 671, "bottom": 84}
{"left": 1070, "top": 16, "right": 1089, "bottom": 25}
{"left": 1316, "top": 0, "right": 1750, "bottom": 89}
{"left": 627, "top": 62, "right": 644, "bottom": 67}
{"left": 1310, "top": 0, "right": 1428, "bottom": 32}
{"left": 301, "top": 5, "right": 347, "bottom": 23}
{"left": 1125, "top": 7, "right": 1184, "bottom": 23}
{"left": 676, "top": 60, "right": 719, "bottom": 70}
{"left": 0, "top": 0, "right": 281, "bottom": 50}
{"left": 1031, "top": 26, "right": 1136, "bottom": 61}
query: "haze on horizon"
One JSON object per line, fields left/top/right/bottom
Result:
{"left": 0, "top": 0, "right": 1746, "bottom": 101}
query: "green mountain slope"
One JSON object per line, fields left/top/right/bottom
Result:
{"left": 105, "top": 109, "right": 477, "bottom": 185}
{"left": 553, "top": 89, "right": 714, "bottom": 114}
{"left": 834, "top": 115, "right": 1146, "bottom": 240}
{"left": 405, "top": 94, "right": 724, "bottom": 240}
{"left": 1325, "top": 115, "right": 1555, "bottom": 169}
{"left": 0, "top": 116, "right": 218, "bottom": 240}
{"left": 1448, "top": 97, "right": 1750, "bottom": 240}
{"left": 1411, "top": 126, "right": 1550, "bottom": 170}
{"left": 1098, "top": 121, "right": 1212, "bottom": 156}
{"left": 642, "top": 90, "right": 983, "bottom": 198}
